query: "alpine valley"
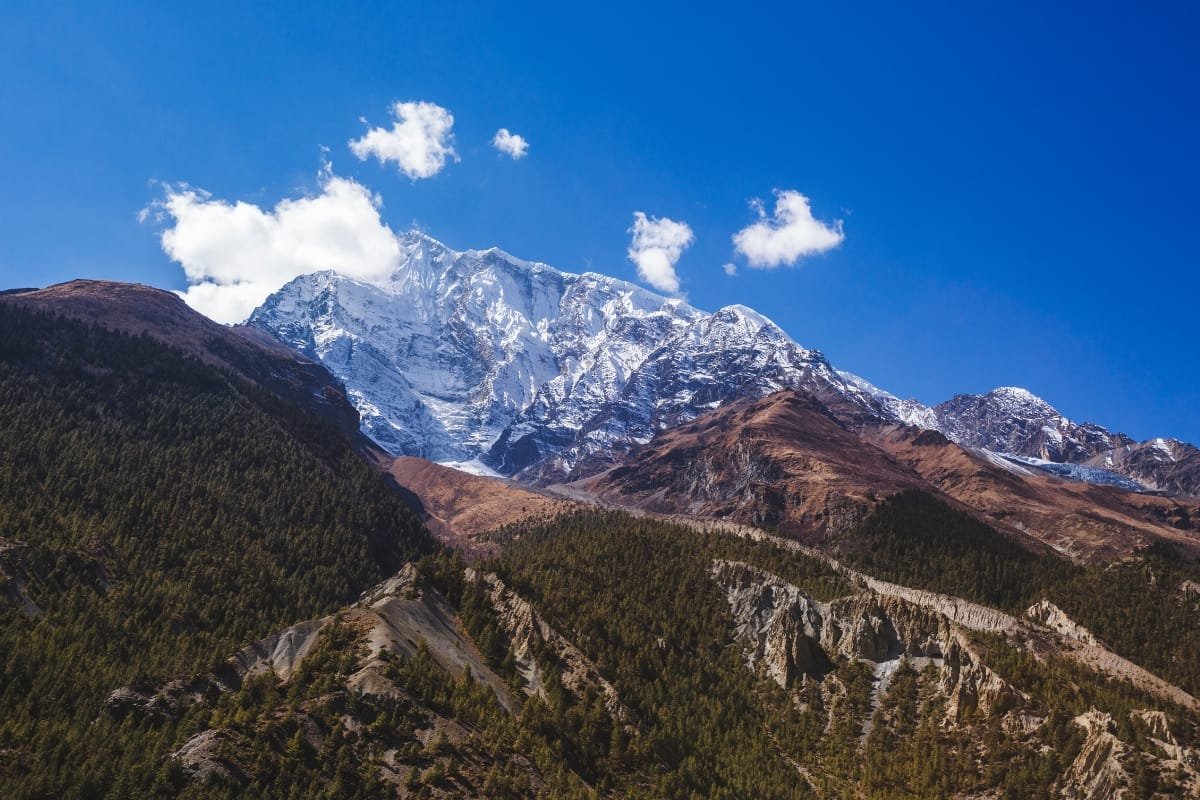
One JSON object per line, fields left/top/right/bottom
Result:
{"left": 3, "top": 237, "right": 1200, "bottom": 800}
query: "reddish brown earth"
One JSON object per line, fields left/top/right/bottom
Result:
{"left": 866, "top": 425, "right": 1200, "bottom": 562}
{"left": 385, "top": 457, "right": 581, "bottom": 556}
{"left": 578, "top": 390, "right": 1200, "bottom": 562}
{"left": 574, "top": 391, "right": 930, "bottom": 542}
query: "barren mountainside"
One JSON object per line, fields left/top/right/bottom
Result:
{"left": 580, "top": 389, "right": 1200, "bottom": 562}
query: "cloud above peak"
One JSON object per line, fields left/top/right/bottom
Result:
{"left": 492, "top": 128, "right": 529, "bottom": 159}
{"left": 627, "top": 212, "right": 694, "bottom": 294}
{"left": 732, "top": 189, "right": 844, "bottom": 268}
{"left": 146, "top": 167, "right": 401, "bottom": 323}
{"left": 349, "top": 100, "right": 458, "bottom": 179}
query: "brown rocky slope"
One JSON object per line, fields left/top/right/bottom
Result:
{"left": 577, "top": 389, "right": 1200, "bottom": 562}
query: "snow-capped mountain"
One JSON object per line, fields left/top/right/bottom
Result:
{"left": 248, "top": 230, "right": 1199, "bottom": 496}
{"left": 918, "top": 387, "right": 1200, "bottom": 497}
{"left": 931, "top": 386, "right": 1131, "bottom": 463}
{"left": 248, "top": 231, "right": 898, "bottom": 479}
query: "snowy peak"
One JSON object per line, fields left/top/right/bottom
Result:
{"left": 926, "top": 387, "right": 1200, "bottom": 497}
{"left": 248, "top": 229, "right": 1199, "bottom": 496}
{"left": 932, "top": 386, "right": 1099, "bottom": 463}
{"left": 248, "top": 229, "right": 901, "bottom": 480}
{"left": 836, "top": 370, "right": 941, "bottom": 430}
{"left": 984, "top": 386, "right": 1060, "bottom": 418}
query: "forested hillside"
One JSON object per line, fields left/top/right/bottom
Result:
{"left": 2, "top": 302, "right": 1198, "bottom": 799}
{"left": 0, "top": 304, "right": 434, "bottom": 797}
{"left": 830, "top": 491, "right": 1200, "bottom": 696}
{"left": 484, "top": 512, "right": 1200, "bottom": 798}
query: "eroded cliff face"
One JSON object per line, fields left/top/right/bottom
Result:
{"left": 1026, "top": 599, "right": 1100, "bottom": 646}
{"left": 710, "top": 557, "right": 1200, "bottom": 798}
{"left": 1061, "top": 711, "right": 1130, "bottom": 800}
{"left": 109, "top": 563, "right": 516, "bottom": 719}
{"left": 106, "top": 564, "right": 523, "bottom": 788}
{"left": 710, "top": 560, "right": 1017, "bottom": 719}
{"left": 466, "top": 569, "right": 634, "bottom": 726}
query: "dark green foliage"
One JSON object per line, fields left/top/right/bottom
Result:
{"left": 4, "top": 302, "right": 1200, "bottom": 797}
{"left": 1046, "top": 552, "right": 1200, "bottom": 697}
{"left": 492, "top": 510, "right": 851, "bottom": 799}
{"left": 489, "top": 508, "right": 1200, "bottom": 798}
{"left": 832, "top": 490, "right": 1074, "bottom": 611}
{"left": 0, "top": 305, "right": 433, "bottom": 798}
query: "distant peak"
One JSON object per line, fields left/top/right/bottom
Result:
{"left": 400, "top": 228, "right": 443, "bottom": 245}
{"left": 988, "top": 386, "right": 1040, "bottom": 400}
{"left": 397, "top": 229, "right": 459, "bottom": 260}
{"left": 984, "top": 386, "right": 1059, "bottom": 413}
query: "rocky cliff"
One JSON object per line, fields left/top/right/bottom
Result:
{"left": 711, "top": 560, "right": 1018, "bottom": 719}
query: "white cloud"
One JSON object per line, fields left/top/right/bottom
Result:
{"left": 491, "top": 128, "right": 529, "bottom": 159}
{"left": 627, "top": 212, "right": 694, "bottom": 294}
{"left": 349, "top": 101, "right": 458, "bottom": 179}
{"left": 146, "top": 166, "right": 402, "bottom": 323}
{"left": 722, "top": 262, "right": 738, "bottom": 276}
{"left": 732, "top": 189, "right": 844, "bottom": 268}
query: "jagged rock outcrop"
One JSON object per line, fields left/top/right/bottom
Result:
{"left": 1131, "top": 709, "right": 1200, "bottom": 790}
{"left": 1061, "top": 711, "right": 1130, "bottom": 800}
{"left": 110, "top": 564, "right": 518, "bottom": 723}
{"left": 702, "top": 522, "right": 1200, "bottom": 713}
{"left": 172, "top": 730, "right": 242, "bottom": 783}
{"left": 1026, "top": 599, "right": 1100, "bottom": 646}
{"left": 466, "top": 569, "right": 634, "bottom": 726}
{"left": 710, "top": 560, "right": 1019, "bottom": 718}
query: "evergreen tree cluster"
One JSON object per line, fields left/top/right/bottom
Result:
{"left": 0, "top": 305, "right": 434, "bottom": 798}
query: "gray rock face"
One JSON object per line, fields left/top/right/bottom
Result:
{"left": 710, "top": 560, "right": 1017, "bottom": 719}
{"left": 1026, "top": 599, "right": 1100, "bottom": 646}
{"left": 172, "top": 730, "right": 241, "bottom": 783}
{"left": 1061, "top": 711, "right": 1130, "bottom": 800}
{"left": 929, "top": 387, "right": 1200, "bottom": 497}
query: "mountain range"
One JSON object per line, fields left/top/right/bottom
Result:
{"left": 3, "top": 276, "right": 1200, "bottom": 799}
{"left": 247, "top": 230, "right": 1200, "bottom": 498}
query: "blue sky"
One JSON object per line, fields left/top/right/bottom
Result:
{"left": 1, "top": 1, "right": 1197, "bottom": 443}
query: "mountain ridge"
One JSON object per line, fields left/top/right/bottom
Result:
{"left": 247, "top": 231, "right": 900, "bottom": 482}
{"left": 245, "top": 230, "right": 1200, "bottom": 498}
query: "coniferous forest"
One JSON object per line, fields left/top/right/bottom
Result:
{"left": 2, "top": 304, "right": 1200, "bottom": 799}
{"left": 0, "top": 305, "right": 433, "bottom": 796}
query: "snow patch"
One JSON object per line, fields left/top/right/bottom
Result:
{"left": 438, "top": 459, "right": 504, "bottom": 478}
{"left": 1001, "top": 454, "right": 1145, "bottom": 492}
